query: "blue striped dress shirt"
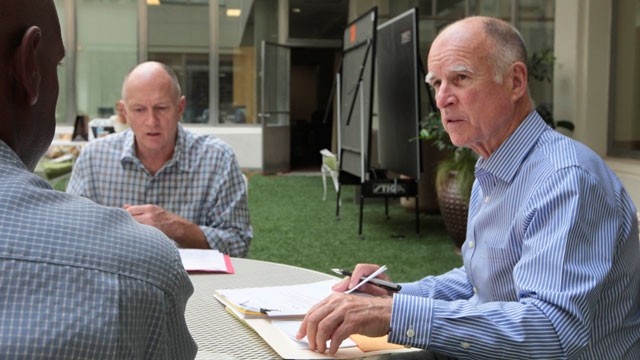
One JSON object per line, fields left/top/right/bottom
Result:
{"left": 67, "top": 124, "right": 252, "bottom": 257}
{"left": 388, "top": 112, "right": 640, "bottom": 359}
{"left": 0, "top": 140, "right": 196, "bottom": 359}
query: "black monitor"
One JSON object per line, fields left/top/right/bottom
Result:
{"left": 339, "top": 7, "right": 377, "bottom": 181}
{"left": 376, "top": 7, "right": 421, "bottom": 180}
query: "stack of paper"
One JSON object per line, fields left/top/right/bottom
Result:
{"left": 178, "top": 249, "right": 234, "bottom": 274}
{"left": 214, "top": 280, "right": 419, "bottom": 359}
{"left": 214, "top": 279, "right": 337, "bottom": 318}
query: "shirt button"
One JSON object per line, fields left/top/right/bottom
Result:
{"left": 484, "top": 196, "right": 490, "bottom": 203}
{"left": 461, "top": 342, "right": 471, "bottom": 349}
{"left": 406, "top": 326, "right": 415, "bottom": 338}
{"left": 473, "top": 287, "right": 478, "bottom": 294}
{"left": 467, "top": 241, "right": 474, "bottom": 248}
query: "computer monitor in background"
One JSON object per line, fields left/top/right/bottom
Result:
{"left": 339, "top": 7, "right": 377, "bottom": 182}
{"left": 376, "top": 7, "right": 421, "bottom": 180}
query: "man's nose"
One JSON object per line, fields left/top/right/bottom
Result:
{"left": 144, "top": 110, "right": 159, "bottom": 125}
{"left": 435, "top": 83, "right": 455, "bottom": 109}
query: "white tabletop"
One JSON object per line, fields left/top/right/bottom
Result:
{"left": 186, "top": 258, "right": 336, "bottom": 359}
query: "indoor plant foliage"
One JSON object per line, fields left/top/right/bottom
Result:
{"left": 419, "top": 111, "right": 477, "bottom": 202}
{"left": 420, "top": 111, "right": 477, "bottom": 251}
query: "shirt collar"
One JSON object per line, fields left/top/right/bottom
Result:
{"left": 0, "top": 140, "right": 27, "bottom": 170}
{"left": 119, "top": 123, "right": 190, "bottom": 172}
{"left": 476, "top": 110, "right": 549, "bottom": 183}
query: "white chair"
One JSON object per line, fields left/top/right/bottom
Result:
{"left": 242, "top": 173, "right": 249, "bottom": 198}
{"left": 320, "top": 149, "right": 339, "bottom": 202}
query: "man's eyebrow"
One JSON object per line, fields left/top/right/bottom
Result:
{"left": 426, "top": 65, "right": 478, "bottom": 84}
{"left": 449, "top": 65, "right": 475, "bottom": 73}
{"left": 425, "top": 72, "right": 435, "bottom": 85}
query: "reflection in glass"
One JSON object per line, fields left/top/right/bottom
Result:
{"left": 76, "top": 0, "right": 137, "bottom": 121}
{"left": 262, "top": 43, "right": 290, "bottom": 127}
{"left": 148, "top": 2, "right": 210, "bottom": 124}
{"left": 218, "top": 0, "right": 257, "bottom": 124}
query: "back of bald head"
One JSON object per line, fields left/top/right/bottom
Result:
{"left": 1, "top": 0, "right": 57, "bottom": 73}
{"left": 0, "top": 0, "right": 34, "bottom": 65}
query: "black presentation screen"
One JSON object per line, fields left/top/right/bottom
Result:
{"left": 376, "top": 7, "right": 421, "bottom": 180}
{"left": 339, "top": 7, "right": 377, "bottom": 181}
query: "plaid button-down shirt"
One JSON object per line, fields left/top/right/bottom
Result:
{"left": 67, "top": 124, "right": 252, "bottom": 257}
{"left": 0, "top": 140, "right": 196, "bottom": 359}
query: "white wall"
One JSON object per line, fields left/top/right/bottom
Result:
{"left": 185, "top": 126, "right": 262, "bottom": 169}
{"left": 55, "top": 125, "right": 263, "bottom": 170}
{"left": 555, "top": 0, "right": 640, "bottom": 208}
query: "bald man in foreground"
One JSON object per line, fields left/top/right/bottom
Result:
{"left": 0, "top": 1, "right": 196, "bottom": 357}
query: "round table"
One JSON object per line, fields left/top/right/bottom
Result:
{"left": 186, "top": 258, "right": 335, "bottom": 359}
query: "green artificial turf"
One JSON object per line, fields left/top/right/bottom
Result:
{"left": 246, "top": 173, "right": 463, "bottom": 283}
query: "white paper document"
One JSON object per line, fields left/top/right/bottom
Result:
{"left": 214, "top": 279, "right": 339, "bottom": 317}
{"left": 270, "top": 320, "right": 357, "bottom": 349}
{"left": 178, "top": 249, "right": 233, "bottom": 273}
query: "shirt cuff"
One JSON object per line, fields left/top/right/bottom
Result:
{"left": 399, "top": 282, "right": 424, "bottom": 297}
{"left": 389, "top": 293, "right": 433, "bottom": 348}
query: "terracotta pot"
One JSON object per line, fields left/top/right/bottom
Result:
{"left": 437, "top": 171, "right": 469, "bottom": 251}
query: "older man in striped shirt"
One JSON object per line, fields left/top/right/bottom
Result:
{"left": 298, "top": 16, "right": 640, "bottom": 359}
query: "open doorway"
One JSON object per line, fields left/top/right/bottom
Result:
{"left": 290, "top": 47, "right": 339, "bottom": 171}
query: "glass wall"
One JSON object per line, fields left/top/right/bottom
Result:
{"left": 217, "top": 0, "right": 259, "bottom": 124}
{"left": 609, "top": 0, "right": 640, "bottom": 158}
{"left": 147, "top": 2, "right": 210, "bottom": 123}
{"left": 54, "top": 0, "right": 555, "bottom": 131}
{"left": 76, "top": 0, "right": 138, "bottom": 120}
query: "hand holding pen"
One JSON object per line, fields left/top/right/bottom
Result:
{"left": 331, "top": 264, "right": 401, "bottom": 295}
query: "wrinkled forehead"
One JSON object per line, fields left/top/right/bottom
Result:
{"left": 426, "top": 24, "right": 491, "bottom": 78}
{"left": 123, "top": 69, "right": 180, "bottom": 104}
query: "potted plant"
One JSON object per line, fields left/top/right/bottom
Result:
{"left": 419, "top": 111, "right": 477, "bottom": 253}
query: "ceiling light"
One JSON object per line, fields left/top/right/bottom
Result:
{"left": 146, "top": 0, "right": 160, "bottom": 5}
{"left": 226, "top": 8, "right": 241, "bottom": 17}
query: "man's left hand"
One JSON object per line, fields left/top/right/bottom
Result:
{"left": 296, "top": 292, "right": 393, "bottom": 354}
{"left": 124, "top": 204, "right": 208, "bottom": 248}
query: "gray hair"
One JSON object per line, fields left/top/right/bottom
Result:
{"left": 481, "top": 17, "right": 528, "bottom": 83}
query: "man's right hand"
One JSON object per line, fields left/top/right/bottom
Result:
{"left": 331, "top": 263, "right": 394, "bottom": 297}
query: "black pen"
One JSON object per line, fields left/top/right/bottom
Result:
{"left": 332, "top": 268, "right": 402, "bottom": 292}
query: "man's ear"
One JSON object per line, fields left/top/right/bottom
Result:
{"left": 178, "top": 95, "right": 186, "bottom": 115}
{"left": 13, "top": 26, "right": 42, "bottom": 106}
{"left": 510, "top": 61, "right": 528, "bottom": 101}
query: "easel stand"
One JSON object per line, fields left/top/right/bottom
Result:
{"left": 336, "top": 171, "right": 420, "bottom": 240}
